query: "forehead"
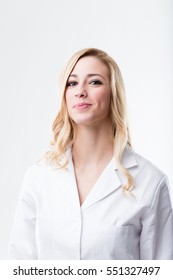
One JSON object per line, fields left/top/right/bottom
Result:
{"left": 70, "top": 55, "right": 109, "bottom": 76}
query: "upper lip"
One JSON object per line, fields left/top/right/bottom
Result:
{"left": 73, "top": 102, "right": 92, "bottom": 108}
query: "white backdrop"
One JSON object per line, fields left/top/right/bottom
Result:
{"left": 0, "top": 0, "right": 172, "bottom": 259}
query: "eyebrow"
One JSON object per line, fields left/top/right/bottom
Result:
{"left": 69, "top": 73, "right": 106, "bottom": 80}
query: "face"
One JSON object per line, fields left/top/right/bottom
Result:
{"left": 65, "top": 56, "right": 111, "bottom": 127}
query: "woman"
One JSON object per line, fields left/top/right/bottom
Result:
{"left": 8, "top": 48, "right": 173, "bottom": 259}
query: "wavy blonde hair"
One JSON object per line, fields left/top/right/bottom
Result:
{"left": 45, "top": 48, "right": 133, "bottom": 191}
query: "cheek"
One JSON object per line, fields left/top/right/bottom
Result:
{"left": 95, "top": 90, "right": 111, "bottom": 107}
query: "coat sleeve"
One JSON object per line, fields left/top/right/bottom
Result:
{"left": 140, "top": 176, "right": 173, "bottom": 259}
{"left": 7, "top": 171, "right": 38, "bottom": 259}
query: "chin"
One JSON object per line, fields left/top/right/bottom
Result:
{"left": 72, "top": 117, "right": 95, "bottom": 126}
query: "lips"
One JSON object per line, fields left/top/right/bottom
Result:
{"left": 73, "top": 102, "right": 92, "bottom": 109}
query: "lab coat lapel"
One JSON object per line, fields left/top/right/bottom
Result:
{"left": 81, "top": 146, "right": 138, "bottom": 212}
{"left": 51, "top": 146, "right": 138, "bottom": 215}
{"left": 81, "top": 158, "right": 121, "bottom": 212}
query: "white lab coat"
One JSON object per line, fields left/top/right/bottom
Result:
{"left": 8, "top": 147, "right": 173, "bottom": 259}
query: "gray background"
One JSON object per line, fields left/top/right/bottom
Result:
{"left": 0, "top": 0, "right": 172, "bottom": 259}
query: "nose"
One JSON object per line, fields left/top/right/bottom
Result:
{"left": 75, "top": 87, "right": 87, "bottom": 98}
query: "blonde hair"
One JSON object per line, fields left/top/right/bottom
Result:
{"left": 45, "top": 48, "right": 133, "bottom": 191}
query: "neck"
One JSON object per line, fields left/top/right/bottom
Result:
{"left": 72, "top": 123, "right": 114, "bottom": 167}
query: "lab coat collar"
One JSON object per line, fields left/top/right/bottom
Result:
{"left": 80, "top": 158, "right": 121, "bottom": 212}
{"left": 51, "top": 146, "right": 138, "bottom": 215}
{"left": 66, "top": 144, "right": 137, "bottom": 169}
{"left": 81, "top": 147, "right": 138, "bottom": 211}
{"left": 65, "top": 145, "right": 138, "bottom": 212}
{"left": 117, "top": 145, "right": 138, "bottom": 170}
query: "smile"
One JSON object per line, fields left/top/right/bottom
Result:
{"left": 73, "top": 103, "right": 92, "bottom": 110}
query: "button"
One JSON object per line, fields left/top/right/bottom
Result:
{"left": 72, "top": 219, "right": 80, "bottom": 224}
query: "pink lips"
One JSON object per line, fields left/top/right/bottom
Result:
{"left": 73, "top": 103, "right": 92, "bottom": 110}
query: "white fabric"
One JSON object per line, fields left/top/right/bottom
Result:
{"left": 8, "top": 147, "right": 173, "bottom": 259}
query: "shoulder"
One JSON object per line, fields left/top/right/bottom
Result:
{"left": 122, "top": 146, "right": 165, "bottom": 179}
{"left": 124, "top": 146, "right": 166, "bottom": 179}
{"left": 133, "top": 150, "right": 166, "bottom": 181}
{"left": 127, "top": 148, "right": 170, "bottom": 198}
{"left": 124, "top": 149, "right": 172, "bottom": 210}
{"left": 21, "top": 160, "right": 62, "bottom": 194}
{"left": 24, "top": 160, "right": 52, "bottom": 180}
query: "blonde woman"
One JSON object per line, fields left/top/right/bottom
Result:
{"left": 8, "top": 48, "right": 173, "bottom": 259}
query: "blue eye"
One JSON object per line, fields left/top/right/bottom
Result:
{"left": 67, "top": 81, "right": 77, "bottom": 87}
{"left": 89, "top": 80, "right": 102, "bottom": 85}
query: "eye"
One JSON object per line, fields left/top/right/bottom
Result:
{"left": 66, "top": 81, "right": 78, "bottom": 87}
{"left": 89, "top": 80, "right": 102, "bottom": 85}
